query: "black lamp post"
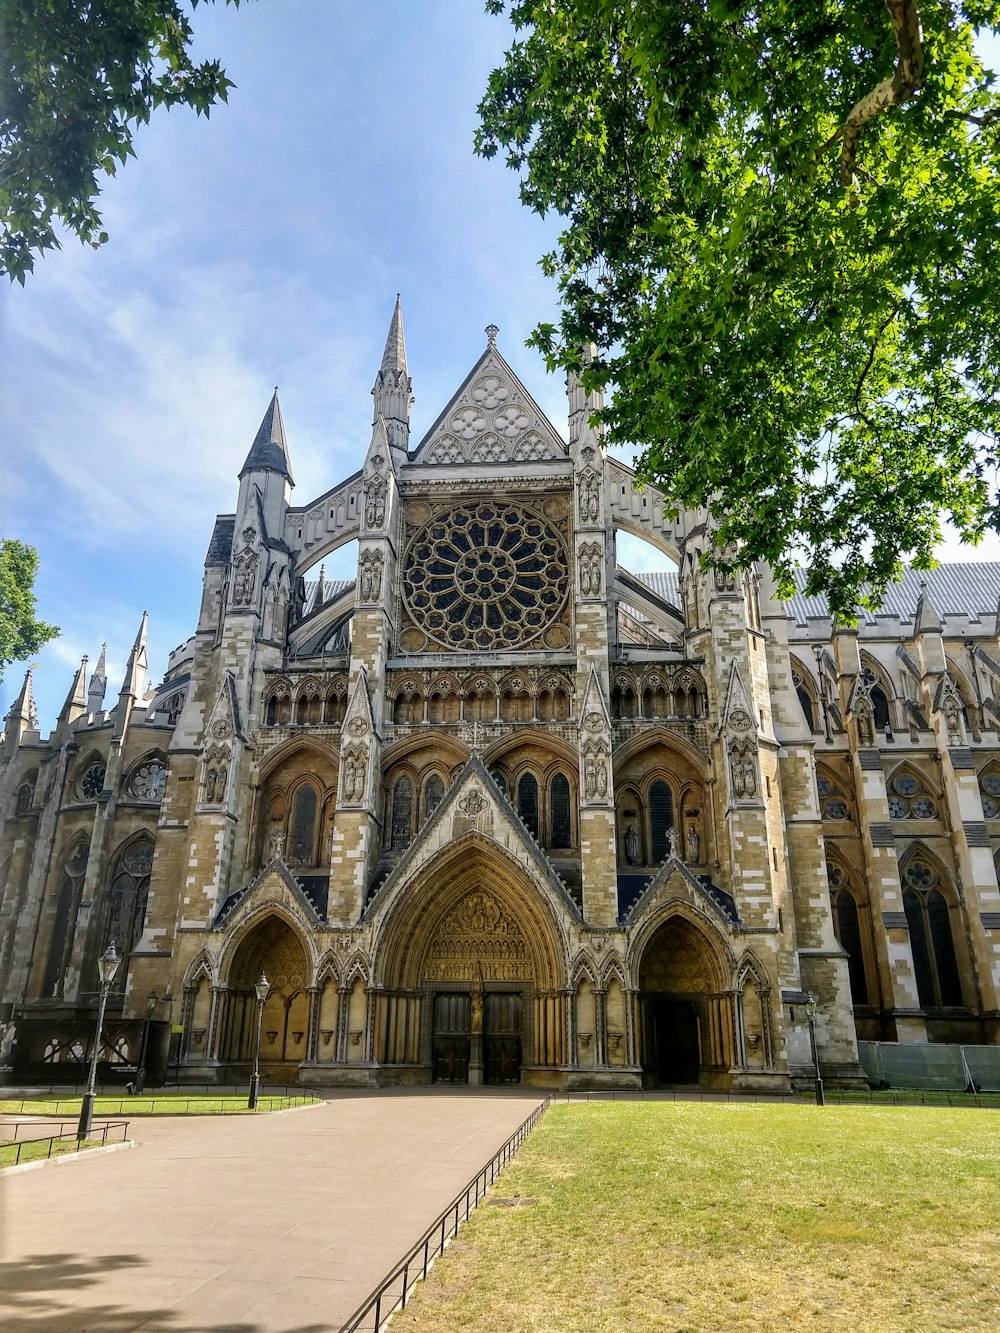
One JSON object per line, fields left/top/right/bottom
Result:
{"left": 247, "top": 973, "right": 269, "bottom": 1110}
{"left": 134, "top": 989, "right": 158, "bottom": 1095}
{"left": 77, "top": 944, "right": 120, "bottom": 1140}
{"left": 804, "top": 992, "right": 826, "bottom": 1107}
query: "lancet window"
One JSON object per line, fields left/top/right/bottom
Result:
{"left": 42, "top": 841, "right": 89, "bottom": 998}
{"left": 104, "top": 838, "right": 154, "bottom": 959}
{"left": 901, "top": 859, "right": 963, "bottom": 1009}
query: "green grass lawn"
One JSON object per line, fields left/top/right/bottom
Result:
{"left": 394, "top": 1102, "right": 1000, "bottom": 1332}
{"left": 0, "top": 1136, "right": 103, "bottom": 1167}
{"left": 0, "top": 1092, "right": 318, "bottom": 1116}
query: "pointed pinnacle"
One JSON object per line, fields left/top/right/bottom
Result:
{"left": 380, "top": 294, "right": 408, "bottom": 374}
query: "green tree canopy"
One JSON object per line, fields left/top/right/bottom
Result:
{"left": 1, "top": 0, "right": 239, "bottom": 283}
{"left": 0, "top": 539, "right": 59, "bottom": 683}
{"left": 478, "top": 1, "right": 1000, "bottom": 619}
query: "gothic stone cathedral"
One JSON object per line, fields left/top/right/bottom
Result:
{"left": 3, "top": 302, "right": 1000, "bottom": 1091}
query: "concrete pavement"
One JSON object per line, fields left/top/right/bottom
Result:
{"left": 0, "top": 1089, "right": 546, "bottom": 1332}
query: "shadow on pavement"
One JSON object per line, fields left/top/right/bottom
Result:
{"left": 0, "top": 1253, "right": 330, "bottom": 1332}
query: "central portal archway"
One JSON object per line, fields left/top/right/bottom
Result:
{"left": 637, "top": 915, "right": 734, "bottom": 1087}
{"left": 373, "top": 839, "right": 566, "bottom": 1086}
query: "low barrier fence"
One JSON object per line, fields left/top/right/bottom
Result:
{"left": 0, "top": 1089, "right": 318, "bottom": 1116}
{"left": 341, "top": 1097, "right": 550, "bottom": 1333}
{"left": 0, "top": 1119, "right": 129, "bottom": 1168}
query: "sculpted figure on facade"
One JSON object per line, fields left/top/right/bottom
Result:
{"left": 686, "top": 824, "right": 700, "bottom": 864}
{"left": 578, "top": 542, "right": 603, "bottom": 597}
{"left": 359, "top": 550, "right": 384, "bottom": 603}
{"left": 578, "top": 469, "right": 601, "bottom": 524}
{"left": 624, "top": 823, "right": 640, "bottom": 865}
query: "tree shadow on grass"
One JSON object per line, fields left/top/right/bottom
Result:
{"left": 0, "top": 1252, "right": 329, "bottom": 1331}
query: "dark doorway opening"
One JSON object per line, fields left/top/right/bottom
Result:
{"left": 647, "top": 998, "right": 700, "bottom": 1085}
{"left": 484, "top": 993, "right": 522, "bottom": 1085}
{"left": 432, "top": 993, "right": 470, "bottom": 1084}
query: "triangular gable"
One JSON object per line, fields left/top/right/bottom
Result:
{"left": 413, "top": 342, "right": 566, "bottom": 465}
{"left": 364, "top": 754, "right": 582, "bottom": 923}
{"left": 625, "top": 857, "right": 741, "bottom": 932}
{"left": 215, "top": 856, "right": 323, "bottom": 930}
{"left": 205, "top": 671, "right": 246, "bottom": 744}
{"left": 720, "top": 663, "right": 756, "bottom": 736}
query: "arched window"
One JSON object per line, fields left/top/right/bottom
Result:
{"left": 793, "top": 677, "right": 815, "bottom": 729}
{"left": 887, "top": 769, "right": 937, "bottom": 819}
{"left": 127, "top": 757, "right": 167, "bottom": 801}
{"left": 550, "top": 773, "right": 572, "bottom": 849}
{"left": 105, "top": 839, "right": 154, "bottom": 958}
{"left": 289, "top": 784, "right": 318, "bottom": 865}
{"left": 265, "top": 696, "right": 278, "bottom": 726}
{"left": 43, "top": 842, "right": 89, "bottom": 998}
{"left": 14, "top": 779, "right": 34, "bottom": 814}
{"left": 649, "top": 780, "right": 674, "bottom": 863}
{"left": 518, "top": 773, "right": 539, "bottom": 839}
{"left": 490, "top": 768, "right": 508, "bottom": 797}
{"left": 902, "top": 860, "right": 963, "bottom": 1008}
{"left": 861, "top": 666, "right": 891, "bottom": 731}
{"left": 423, "top": 774, "right": 445, "bottom": 820}
{"left": 390, "top": 776, "right": 413, "bottom": 850}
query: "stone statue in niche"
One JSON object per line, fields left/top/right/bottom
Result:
{"left": 596, "top": 752, "right": 608, "bottom": 798}
{"left": 343, "top": 747, "right": 368, "bottom": 803}
{"left": 856, "top": 702, "right": 875, "bottom": 747}
{"left": 944, "top": 696, "right": 963, "bottom": 744}
{"left": 686, "top": 824, "right": 700, "bottom": 863}
{"left": 364, "top": 477, "right": 386, "bottom": 529}
{"left": 290, "top": 575, "right": 307, "bottom": 624}
{"left": 359, "top": 552, "right": 383, "bottom": 602}
{"left": 584, "top": 751, "right": 598, "bottom": 799}
{"left": 579, "top": 544, "right": 602, "bottom": 596}
{"left": 624, "top": 824, "right": 640, "bottom": 865}
{"left": 470, "top": 974, "right": 484, "bottom": 1034}
{"left": 579, "top": 471, "right": 600, "bottom": 523}
{"left": 232, "top": 552, "right": 258, "bottom": 606}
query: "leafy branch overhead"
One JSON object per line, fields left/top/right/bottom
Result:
{"left": 478, "top": 1, "right": 1000, "bottom": 620}
{"left": 0, "top": 0, "right": 240, "bottom": 283}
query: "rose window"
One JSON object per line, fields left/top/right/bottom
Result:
{"left": 402, "top": 502, "right": 569, "bottom": 650}
{"left": 887, "top": 771, "right": 936, "bottom": 819}
{"left": 129, "top": 760, "right": 167, "bottom": 801}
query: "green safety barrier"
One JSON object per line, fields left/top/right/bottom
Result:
{"left": 858, "top": 1041, "right": 1000, "bottom": 1091}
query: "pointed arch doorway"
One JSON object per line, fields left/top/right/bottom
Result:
{"left": 220, "top": 916, "right": 311, "bottom": 1071}
{"left": 637, "top": 915, "right": 735, "bottom": 1087}
{"left": 375, "top": 840, "right": 567, "bottom": 1086}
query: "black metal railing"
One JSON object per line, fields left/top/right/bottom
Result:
{"left": 0, "top": 1088, "right": 320, "bottom": 1116}
{"left": 0, "top": 1118, "right": 129, "bottom": 1168}
{"left": 341, "top": 1097, "right": 550, "bottom": 1333}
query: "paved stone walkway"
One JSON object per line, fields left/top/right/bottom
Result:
{"left": 0, "top": 1089, "right": 546, "bottom": 1332}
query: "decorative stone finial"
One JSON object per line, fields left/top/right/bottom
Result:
{"left": 485, "top": 323, "right": 499, "bottom": 347}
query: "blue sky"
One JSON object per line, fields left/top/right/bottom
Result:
{"left": 4, "top": 2, "right": 999, "bottom": 728}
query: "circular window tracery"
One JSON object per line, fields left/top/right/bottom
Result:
{"left": 128, "top": 760, "right": 167, "bottom": 801}
{"left": 402, "top": 502, "right": 569, "bottom": 650}
{"left": 79, "top": 762, "right": 106, "bottom": 800}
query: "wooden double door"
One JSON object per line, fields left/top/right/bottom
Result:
{"left": 645, "top": 997, "right": 701, "bottom": 1085}
{"left": 431, "top": 991, "right": 522, "bottom": 1085}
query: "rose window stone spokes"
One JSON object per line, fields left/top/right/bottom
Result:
{"left": 80, "top": 762, "right": 106, "bottom": 800}
{"left": 129, "top": 760, "right": 166, "bottom": 800}
{"left": 402, "top": 501, "right": 569, "bottom": 650}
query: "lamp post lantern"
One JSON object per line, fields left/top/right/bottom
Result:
{"left": 248, "top": 974, "right": 269, "bottom": 1110}
{"left": 134, "top": 989, "right": 158, "bottom": 1095}
{"left": 804, "top": 993, "right": 826, "bottom": 1107}
{"left": 77, "top": 944, "right": 120, "bottom": 1140}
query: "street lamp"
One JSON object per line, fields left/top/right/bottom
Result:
{"left": 804, "top": 993, "right": 826, "bottom": 1107}
{"left": 134, "top": 990, "right": 158, "bottom": 1095}
{"left": 77, "top": 944, "right": 120, "bottom": 1140}
{"left": 248, "top": 973, "right": 269, "bottom": 1110}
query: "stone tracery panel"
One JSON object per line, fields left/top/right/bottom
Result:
{"left": 400, "top": 499, "right": 571, "bottom": 652}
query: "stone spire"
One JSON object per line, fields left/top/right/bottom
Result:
{"left": 3, "top": 665, "right": 37, "bottom": 753}
{"left": 57, "top": 656, "right": 89, "bottom": 730}
{"left": 915, "top": 579, "right": 943, "bottom": 635}
{"left": 372, "top": 295, "right": 412, "bottom": 459}
{"left": 120, "top": 613, "right": 149, "bottom": 701}
{"left": 240, "top": 389, "right": 294, "bottom": 484}
{"left": 87, "top": 642, "right": 108, "bottom": 714}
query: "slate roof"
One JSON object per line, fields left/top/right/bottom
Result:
{"left": 240, "top": 390, "right": 294, "bottom": 483}
{"left": 632, "top": 563, "right": 1000, "bottom": 628}
{"left": 205, "top": 516, "right": 235, "bottom": 566}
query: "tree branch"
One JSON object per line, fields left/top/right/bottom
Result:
{"left": 821, "top": 0, "right": 924, "bottom": 185}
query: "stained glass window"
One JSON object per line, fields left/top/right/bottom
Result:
{"left": 391, "top": 776, "right": 413, "bottom": 850}
{"left": 423, "top": 774, "right": 445, "bottom": 820}
{"left": 649, "top": 780, "right": 674, "bottom": 863}
{"left": 290, "top": 784, "right": 318, "bottom": 865}
{"left": 518, "top": 773, "right": 539, "bottom": 839}
{"left": 550, "top": 773, "right": 571, "bottom": 849}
